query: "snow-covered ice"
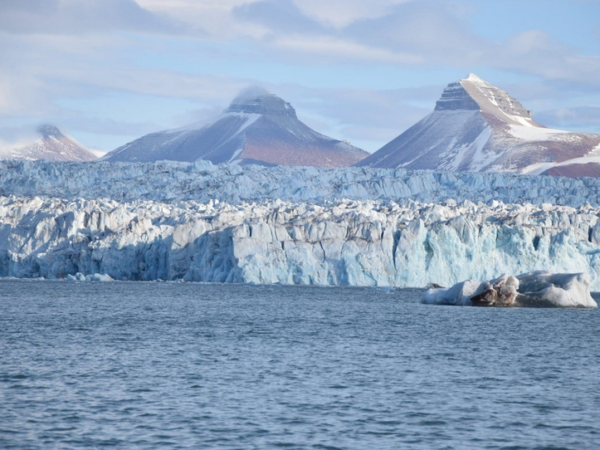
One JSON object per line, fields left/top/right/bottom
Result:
{"left": 67, "top": 273, "right": 114, "bottom": 282}
{"left": 3, "top": 163, "right": 600, "bottom": 289}
{"left": 422, "top": 271, "right": 597, "bottom": 308}
{"left": 3, "top": 160, "right": 600, "bottom": 288}
{"left": 4, "top": 159, "right": 600, "bottom": 206}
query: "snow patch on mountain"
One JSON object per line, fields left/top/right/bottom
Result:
{"left": 443, "top": 125, "right": 493, "bottom": 171}
{"left": 508, "top": 125, "right": 570, "bottom": 141}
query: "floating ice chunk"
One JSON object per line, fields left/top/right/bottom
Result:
{"left": 421, "top": 279, "right": 482, "bottom": 306}
{"left": 422, "top": 271, "right": 597, "bottom": 308}
{"left": 66, "top": 273, "right": 114, "bottom": 282}
{"left": 515, "top": 271, "right": 596, "bottom": 308}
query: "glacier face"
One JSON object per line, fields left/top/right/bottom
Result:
{"left": 3, "top": 159, "right": 600, "bottom": 207}
{"left": 3, "top": 181, "right": 600, "bottom": 289}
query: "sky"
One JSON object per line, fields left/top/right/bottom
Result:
{"left": 0, "top": 0, "right": 599, "bottom": 153}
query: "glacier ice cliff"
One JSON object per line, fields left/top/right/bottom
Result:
{"left": 3, "top": 179, "right": 600, "bottom": 289}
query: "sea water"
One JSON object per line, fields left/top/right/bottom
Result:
{"left": 1, "top": 280, "right": 599, "bottom": 449}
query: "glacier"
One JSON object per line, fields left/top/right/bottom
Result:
{"left": 3, "top": 160, "right": 600, "bottom": 289}
{"left": 3, "top": 159, "right": 600, "bottom": 206}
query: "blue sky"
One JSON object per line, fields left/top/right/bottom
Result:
{"left": 0, "top": 0, "right": 599, "bottom": 152}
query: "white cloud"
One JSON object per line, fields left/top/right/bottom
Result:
{"left": 0, "top": 0, "right": 179, "bottom": 35}
{"left": 136, "top": 0, "right": 267, "bottom": 38}
{"left": 269, "top": 35, "right": 423, "bottom": 64}
{"left": 291, "top": 0, "right": 413, "bottom": 28}
{"left": 0, "top": 72, "right": 54, "bottom": 117}
{"left": 489, "top": 30, "right": 600, "bottom": 86}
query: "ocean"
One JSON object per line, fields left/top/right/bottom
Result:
{"left": 1, "top": 280, "right": 599, "bottom": 449}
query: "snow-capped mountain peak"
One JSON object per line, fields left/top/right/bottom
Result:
{"left": 103, "top": 88, "right": 369, "bottom": 167}
{"left": 435, "top": 73, "right": 537, "bottom": 127}
{"left": 357, "top": 74, "right": 600, "bottom": 176}
{"left": 227, "top": 89, "right": 297, "bottom": 118}
{"left": 37, "top": 124, "right": 64, "bottom": 139}
{"left": 465, "top": 73, "right": 486, "bottom": 83}
{"left": 0, "top": 124, "right": 97, "bottom": 162}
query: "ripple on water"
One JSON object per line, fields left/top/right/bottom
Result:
{"left": 0, "top": 280, "right": 599, "bottom": 450}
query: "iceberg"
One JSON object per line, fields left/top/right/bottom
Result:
{"left": 514, "top": 271, "right": 596, "bottom": 308}
{"left": 422, "top": 271, "right": 597, "bottom": 308}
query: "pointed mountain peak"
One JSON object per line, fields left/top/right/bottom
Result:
{"left": 1, "top": 124, "right": 97, "bottom": 162}
{"left": 227, "top": 86, "right": 297, "bottom": 118}
{"left": 434, "top": 74, "right": 537, "bottom": 126}
{"left": 462, "top": 73, "right": 488, "bottom": 85}
{"left": 37, "top": 124, "right": 64, "bottom": 139}
{"left": 434, "top": 80, "right": 480, "bottom": 112}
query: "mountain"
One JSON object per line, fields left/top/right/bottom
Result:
{"left": 0, "top": 125, "right": 97, "bottom": 162}
{"left": 103, "top": 88, "right": 368, "bottom": 167}
{"left": 356, "top": 74, "right": 600, "bottom": 176}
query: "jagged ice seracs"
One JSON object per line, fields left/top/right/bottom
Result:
{"left": 2, "top": 160, "right": 600, "bottom": 289}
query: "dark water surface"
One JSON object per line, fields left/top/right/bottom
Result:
{"left": 1, "top": 280, "right": 599, "bottom": 449}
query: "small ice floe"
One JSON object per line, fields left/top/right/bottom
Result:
{"left": 66, "top": 273, "right": 114, "bottom": 282}
{"left": 422, "top": 271, "right": 597, "bottom": 308}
